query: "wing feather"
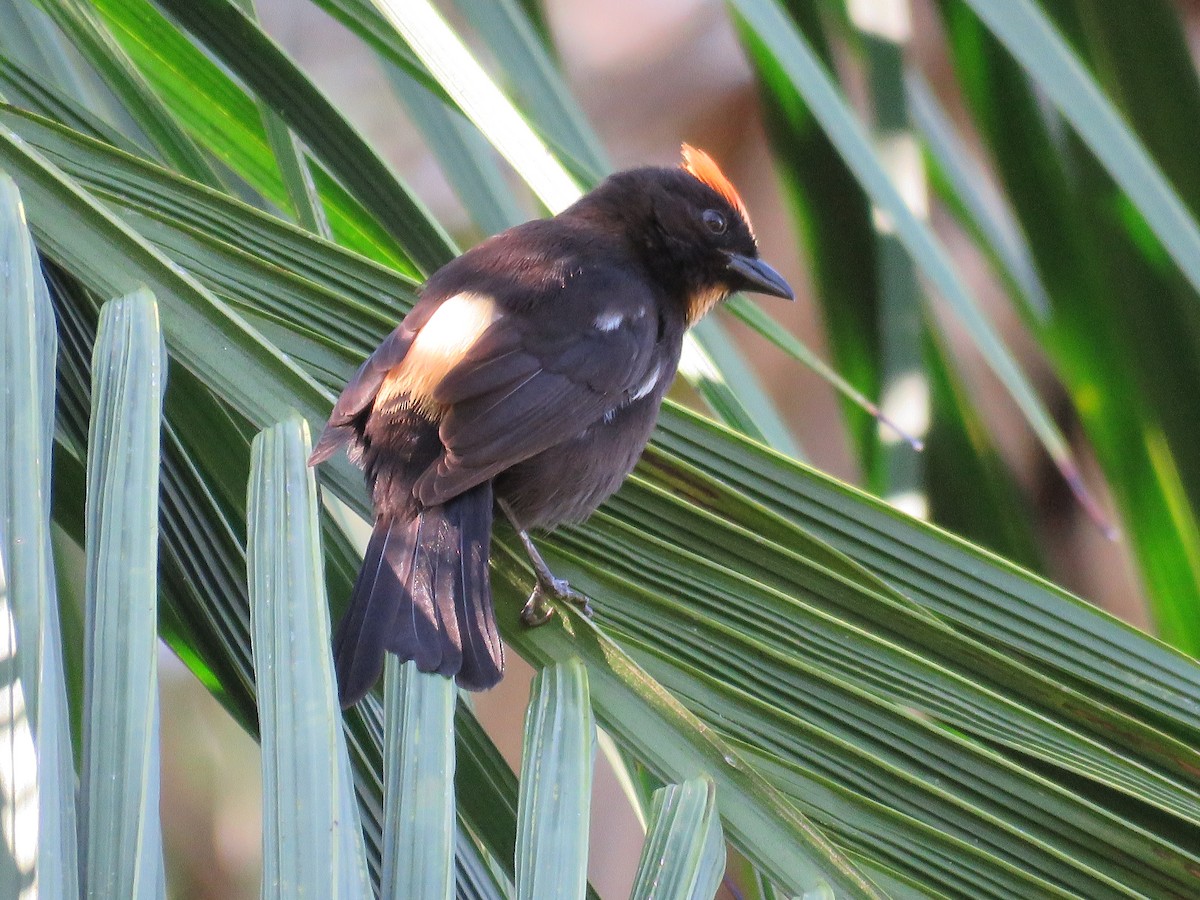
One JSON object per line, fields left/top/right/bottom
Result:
{"left": 414, "top": 280, "right": 659, "bottom": 505}
{"left": 309, "top": 326, "right": 415, "bottom": 464}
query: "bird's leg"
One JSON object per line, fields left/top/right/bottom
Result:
{"left": 513, "top": 528, "right": 593, "bottom": 624}
{"left": 498, "top": 499, "right": 593, "bottom": 626}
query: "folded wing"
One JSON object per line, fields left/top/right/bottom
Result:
{"left": 415, "top": 276, "right": 660, "bottom": 506}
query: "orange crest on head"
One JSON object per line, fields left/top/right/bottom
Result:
{"left": 680, "top": 144, "right": 753, "bottom": 237}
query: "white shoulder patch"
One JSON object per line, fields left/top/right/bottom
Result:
{"left": 631, "top": 364, "right": 662, "bottom": 402}
{"left": 378, "top": 291, "right": 500, "bottom": 407}
{"left": 594, "top": 310, "right": 625, "bottom": 332}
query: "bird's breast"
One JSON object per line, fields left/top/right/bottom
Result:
{"left": 494, "top": 374, "right": 670, "bottom": 530}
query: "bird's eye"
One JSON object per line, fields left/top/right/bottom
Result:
{"left": 702, "top": 209, "right": 727, "bottom": 235}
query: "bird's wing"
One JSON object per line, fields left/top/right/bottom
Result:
{"left": 310, "top": 284, "right": 465, "bottom": 466}
{"left": 413, "top": 282, "right": 661, "bottom": 506}
{"left": 308, "top": 325, "right": 416, "bottom": 465}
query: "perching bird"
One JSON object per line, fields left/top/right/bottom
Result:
{"left": 310, "top": 146, "right": 793, "bottom": 706}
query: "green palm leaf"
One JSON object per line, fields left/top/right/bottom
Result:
{"left": 8, "top": 1, "right": 1200, "bottom": 896}
{"left": 0, "top": 173, "right": 78, "bottom": 900}
{"left": 249, "top": 417, "right": 372, "bottom": 898}
{"left": 79, "top": 290, "right": 166, "bottom": 899}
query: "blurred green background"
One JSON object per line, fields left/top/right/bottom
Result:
{"left": 153, "top": 1, "right": 1198, "bottom": 894}
{"left": 7, "top": 0, "right": 1200, "bottom": 896}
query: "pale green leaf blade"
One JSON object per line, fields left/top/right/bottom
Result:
{"left": 248, "top": 416, "right": 371, "bottom": 899}
{"left": 79, "top": 289, "right": 166, "bottom": 898}
{"left": 385, "top": 63, "right": 527, "bottom": 237}
{"left": 0, "top": 53, "right": 141, "bottom": 155}
{"left": 369, "top": 0, "right": 582, "bottom": 212}
{"left": 516, "top": 660, "right": 594, "bottom": 900}
{"left": 686, "top": 317, "right": 803, "bottom": 458}
{"left": 31, "top": 0, "right": 220, "bottom": 186}
{"left": 381, "top": 661, "right": 456, "bottom": 900}
{"left": 723, "top": 297, "right": 921, "bottom": 451}
{"left": 500, "top": 598, "right": 882, "bottom": 900}
{"left": 229, "top": 0, "right": 330, "bottom": 238}
{"left": 0, "top": 172, "right": 79, "bottom": 900}
{"left": 727, "top": 0, "right": 1106, "bottom": 528}
{"left": 961, "top": 0, "right": 1200, "bottom": 306}
{"left": 150, "top": 0, "right": 456, "bottom": 275}
{"left": 0, "top": 1, "right": 101, "bottom": 113}
{"left": 904, "top": 71, "right": 1050, "bottom": 321}
{"left": 630, "top": 777, "right": 725, "bottom": 900}
{"left": 446, "top": 0, "right": 608, "bottom": 179}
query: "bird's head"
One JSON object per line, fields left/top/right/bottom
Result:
{"left": 574, "top": 145, "right": 794, "bottom": 324}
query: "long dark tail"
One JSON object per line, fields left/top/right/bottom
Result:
{"left": 333, "top": 483, "right": 503, "bottom": 707}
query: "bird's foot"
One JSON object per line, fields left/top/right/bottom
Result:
{"left": 520, "top": 576, "right": 593, "bottom": 627}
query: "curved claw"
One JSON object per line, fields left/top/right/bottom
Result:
{"left": 521, "top": 588, "right": 556, "bottom": 627}
{"left": 520, "top": 577, "right": 593, "bottom": 627}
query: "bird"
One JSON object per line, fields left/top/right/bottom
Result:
{"left": 310, "top": 145, "right": 794, "bottom": 707}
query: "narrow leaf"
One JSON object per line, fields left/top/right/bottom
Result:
{"left": 79, "top": 289, "right": 166, "bottom": 898}
{"left": 447, "top": 0, "right": 608, "bottom": 180}
{"left": 0, "top": 53, "right": 142, "bottom": 155}
{"left": 370, "top": 0, "right": 582, "bottom": 212}
{"left": 0, "top": 172, "right": 79, "bottom": 900}
{"left": 728, "top": 0, "right": 1109, "bottom": 532}
{"left": 905, "top": 71, "right": 1050, "bottom": 320}
{"left": 724, "top": 297, "right": 922, "bottom": 451}
{"left": 680, "top": 319, "right": 802, "bottom": 457}
{"left": 385, "top": 63, "right": 527, "bottom": 237}
{"left": 961, "top": 0, "right": 1200, "bottom": 306}
{"left": 248, "top": 416, "right": 371, "bottom": 899}
{"left": 229, "top": 0, "right": 330, "bottom": 237}
{"left": 516, "top": 660, "right": 594, "bottom": 900}
{"left": 737, "top": 5, "right": 883, "bottom": 469}
{"left": 381, "top": 661, "right": 456, "bottom": 900}
{"left": 0, "top": 0, "right": 103, "bottom": 115}
{"left": 456, "top": 821, "right": 514, "bottom": 900}
{"left": 630, "top": 777, "right": 725, "bottom": 900}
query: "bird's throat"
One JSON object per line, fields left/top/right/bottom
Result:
{"left": 685, "top": 282, "right": 730, "bottom": 327}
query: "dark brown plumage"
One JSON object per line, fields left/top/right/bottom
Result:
{"left": 310, "top": 146, "right": 793, "bottom": 706}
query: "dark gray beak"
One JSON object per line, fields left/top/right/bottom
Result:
{"left": 725, "top": 253, "right": 794, "bottom": 300}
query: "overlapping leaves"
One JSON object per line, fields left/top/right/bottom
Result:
{"left": 6, "top": 0, "right": 1200, "bottom": 897}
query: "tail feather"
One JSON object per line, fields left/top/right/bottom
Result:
{"left": 446, "top": 490, "right": 503, "bottom": 690}
{"left": 333, "top": 516, "right": 418, "bottom": 707}
{"left": 400, "top": 512, "right": 461, "bottom": 675}
{"left": 333, "top": 483, "right": 503, "bottom": 707}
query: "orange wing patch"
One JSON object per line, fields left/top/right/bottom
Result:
{"left": 680, "top": 144, "right": 753, "bottom": 238}
{"left": 377, "top": 292, "right": 501, "bottom": 413}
